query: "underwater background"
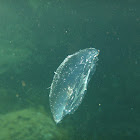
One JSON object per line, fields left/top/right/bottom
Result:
{"left": 0, "top": 0, "right": 139, "bottom": 140}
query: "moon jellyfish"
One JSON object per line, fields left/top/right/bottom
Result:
{"left": 49, "top": 48, "right": 100, "bottom": 123}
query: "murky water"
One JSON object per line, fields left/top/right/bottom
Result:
{"left": 0, "top": 0, "right": 139, "bottom": 140}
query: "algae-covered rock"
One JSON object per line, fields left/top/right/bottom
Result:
{"left": 0, "top": 108, "right": 68, "bottom": 140}
{"left": 0, "top": 88, "right": 19, "bottom": 113}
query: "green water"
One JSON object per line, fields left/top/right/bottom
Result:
{"left": 0, "top": 0, "right": 139, "bottom": 140}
